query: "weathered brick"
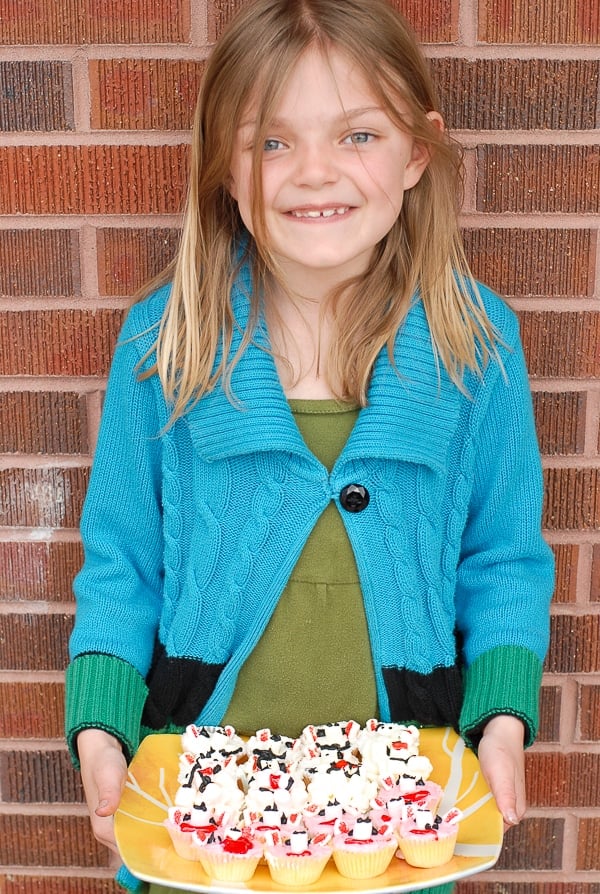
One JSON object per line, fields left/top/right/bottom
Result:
{"left": 479, "top": 0, "right": 600, "bottom": 44}
{"left": 496, "top": 816, "right": 563, "bottom": 870}
{"left": 538, "top": 685, "right": 561, "bottom": 742}
{"left": 462, "top": 229, "right": 595, "bottom": 299}
{"left": 519, "top": 312, "right": 600, "bottom": 379}
{"left": 526, "top": 751, "right": 600, "bottom": 807}
{"left": 577, "top": 817, "right": 600, "bottom": 870}
{"left": 432, "top": 59, "right": 600, "bottom": 131}
{"left": 0, "top": 392, "right": 88, "bottom": 454}
{"left": 0, "top": 682, "right": 64, "bottom": 738}
{"left": 0, "top": 614, "right": 72, "bottom": 671}
{"left": 0, "top": 145, "right": 188, "bottom": 215}
{"left": 0, "top": 467, "right": 89, "bottom": 529}
{"left": 532, "top": 391, "right": 587, "bottom": 456}
{"left": 478, "top": 146, "right": 600, "bottom": 215}
{"left": 4, "top": 879, "right": 121, "bottom": 894}
{"left": 0, "top": 814, "right": 109, "bottom": 867}
{"left": 0, "top": 310, "right": 124, "bottom": 377}
{"left": 0, "top": 61, "right": 73, "bottom": 131}
{"left": 0, "top": 541, "right": 82, "bottom": 602}
{"left": 90, "top": 59, "right": 204, "bottom": 130}
{"left": 552, "top": 543, "right": 579, "bottom": 604}
{"left": 97, "top": 227, "right": 180, "bottom": 296}
{"left": 593, "top": 544, "right": 600, "bottom": 602}
{"left": 0, "top": 229, "right": 80, "bottom": 298}
{"left": 0, "top": 0, "right": 189, "bottom": 44}
{"left": 545, "top": 614, "right": 600, "bottom": 673}
{"left": 208, "top": 0, "right": 459, "bottom": 43}
{"left": 543, "top": 468, "right": 600, "bottom": 531}
{"left": 0, "top": 749, "right": 83, "bottom": 803}
{"left": 578, "top": 684, "right": 600, "bottom": 742}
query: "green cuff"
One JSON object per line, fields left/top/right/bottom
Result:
{"left": 65, "top": 653, "right": 148, "bottom": 767}
{"left": 459, "top": 645, "right": 543, "bottom": 750}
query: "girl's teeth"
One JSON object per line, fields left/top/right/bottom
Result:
{"left": 293, "top": 207, "right": 348, "bottom": 218}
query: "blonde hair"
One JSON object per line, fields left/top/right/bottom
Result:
{"left": 141, "top": 0, "right": 498, "bottom": 420}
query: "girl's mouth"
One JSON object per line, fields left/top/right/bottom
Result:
{"left": 288, "top": 206, "right": 351, "bottom": 219}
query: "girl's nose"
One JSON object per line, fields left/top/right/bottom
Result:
{"left": 293, "top": 141, "right": 339, "bottom": 188}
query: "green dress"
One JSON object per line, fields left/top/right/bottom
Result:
{"left": 146, "top": 400, "right": 453, "bottom": 894}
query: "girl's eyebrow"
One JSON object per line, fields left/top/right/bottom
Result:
{"left": 238, "top": 106, "right": 386, "bottom": 131}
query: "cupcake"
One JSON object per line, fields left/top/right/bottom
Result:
{"left": 163, "top": 805, "right": 220, "bottom": 860}
{"left": 197, "top": 827, "right": 263, "bottom": 882}
{"left": 396, "top": 807, "right": 462, "bottom": 868}
{"left": 332, "top": 817, "right": 397, "bottom": 879}
{"left": 265, "top": 829, "right": 332, "bottom": 886}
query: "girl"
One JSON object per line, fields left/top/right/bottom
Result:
{"left": 65, "top": 1, "right": 554, "bottom": 892}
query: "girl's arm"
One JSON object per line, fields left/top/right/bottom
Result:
{"left": 77, "top": 728, "right": 128, "bottom": 853}
{"left": 455, "top": 318, "right": 554, "bottom": 747}
{"left": 477, "top": 714, "right": 526, "bottom": 827}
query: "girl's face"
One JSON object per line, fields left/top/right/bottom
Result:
{"left": 229, "top": 46, "right": 439, "bottom": 295}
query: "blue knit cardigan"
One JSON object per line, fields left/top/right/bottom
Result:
{"left": 66, "top": 270, "right": 554, "bottom": 762}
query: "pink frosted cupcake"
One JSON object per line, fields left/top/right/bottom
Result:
{"left": 332, "top": 817, "right": 397, "bottom": 879}
{"left": 197, "top": 828, "right": 263, "bottom": 882}
{"left": 397, "top": 807, "right": 462, "bottom": 868}
{"left": 265, "top": 829, "right": 332, "bottom": 886}
{"left": 163, "top": 806, "right": 220, "bottom": 860}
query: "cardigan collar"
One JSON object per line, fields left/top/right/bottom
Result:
{"left": 184, "top": 277, "right": 460, "bottom": 475}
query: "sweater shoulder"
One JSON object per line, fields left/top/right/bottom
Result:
{"left": 472, "top": 280, "right": 520, "bottom": 347}
{"left": 118, "top": 283, "right": 172, "bottom": 359}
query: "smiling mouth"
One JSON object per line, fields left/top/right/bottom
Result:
{"left": 288, "top": 206, "right": 351, "bottom": 219}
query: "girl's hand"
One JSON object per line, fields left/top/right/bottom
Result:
{"left": 477, "top": 714, "right": 526, "bottom": 829}
{"left": 77, "top": 728, "right": 128, "bottom": 854}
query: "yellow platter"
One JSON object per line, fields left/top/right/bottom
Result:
{"left": 115, "top": 727, "right": 503, "bottom": 893}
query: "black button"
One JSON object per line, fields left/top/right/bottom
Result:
{"left": 339, "top": 483, "right": 370, "bottom": 513}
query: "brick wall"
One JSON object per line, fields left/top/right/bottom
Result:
{"left": 0, "top": 0, "right": 598, "bottom": 891}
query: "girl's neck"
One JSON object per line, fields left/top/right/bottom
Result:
{"left": 266, "top": 280, "right": 339, "bottom": 399}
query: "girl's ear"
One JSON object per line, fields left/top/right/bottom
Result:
{"left": 226, "top": 174, "right": 238, "bottom": 201}
{"left": 404, "top": 111, "right": 445, "bottom": 188}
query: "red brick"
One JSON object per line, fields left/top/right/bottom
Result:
{"left": 479, "top": 0, "right": 600, "bottom": 44}
{"left": 538, "top": 685, "right": 561, "bottom": 742}
{"left": 432, "top": 59, "right": 600, "bottom": 130}
{"left": 526, "top": 751, "right": 600, "bottom": 807}
{"left": 462, "top": 229, "right": 595, "bottom": 299}
{"left": 4, "top": 879, "right": 121, "bottom": 894}
{"left": 208, "top": 0, "right": 459, "bottom": 43}
{"left": 551, "top": 543, "right": 579, "bottom": 604}
{"left": 0, "top": 467, "right": 88, "bottom": 529}
{"left": 90, "top": 59, "right": 204, "bottom": 130}
{"left": 0, "top": 814, "right": 109, "bottom": 867}
{"left": 0, "top": 614, "right": 72, "bottom": 671}
{"left": 543, "top": 469, "right": 600, "bottom": 531}
{"left": 546, "top": 614, "right": 600, "bottom": 673}
{"left": 0, "top": 392, "right": 88, "bottom": 454}
{"left": 97, "top": 227, "right": 180, "bottom": 296}
{"left": 478, "top": 146, "right": 600, "bottom": 215}
{"left": 0, "top": 0, "right": 189, "bottom": 44}
{"left": 519, "top": 312, "right": 600, "bottom": 379}
{"left": 0, "top": 145, "right": 188, "bottom": 215}
{"left": 593, "top": 544, "right": 600, "bottom": 602}
{"left": 532, "top": 391, "right": 586, "bottom": 455}
{"left": 0, "top": 229, "right": 80, "bottom": 298}
{"left": 495, "top": 816, "right": 563, "bottom": 869}
{"left": 0, "top": 749, "right": 83, "bottom": 803}
{"left": 0, "top": 682, "right": 64, "bottom": 738}
{"left": 0, "top": 61, "right": 73, "bottom": 131}
{"left": 578, "top": 684, "right": 600, "bottom": 741}
{"left": 0, "top": 541, "right": 82, "bottom": 602}
{"left": 0, "top": 310, "right": 123, "bottom": 377}
{"left": 577, "top": 817, "right": 600, "bottom": 870}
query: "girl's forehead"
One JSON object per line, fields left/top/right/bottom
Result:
{"left": 241, "top": 46, "right": 394, "bottom": 127}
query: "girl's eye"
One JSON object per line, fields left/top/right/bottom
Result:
{"left": 264, "top": 138, "right": 285, "bottom": 152}
{"left": 344, "top": 131, "right": 374, "bottom": 145}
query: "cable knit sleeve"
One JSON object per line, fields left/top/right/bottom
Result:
{"left": 66, "top": 291, "right": 170, "bottom": 761}
{"left": 455, "top": 311, "right": 554, "bottom": 747}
